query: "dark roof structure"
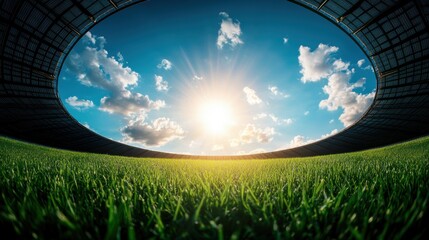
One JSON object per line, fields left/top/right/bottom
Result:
{"left": 0, "top": 0, "right": 428, "bottom": 159}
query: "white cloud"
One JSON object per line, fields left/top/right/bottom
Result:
{"left": 289, "top": 135, "right": 315, "bottom": 148}
{"left": 116, "top": 52, "right": 124, "bottom": 63}
{"left": 268, "top": 85, "right": 289, "bottom": 98}
{"left": 66, "top": 32, "right": 165, "bottom": 116}
{"left": 219, "top": 11, "right": 229, "bottom": 18}
{"left": 68, "top": 47, "right": 139, "bottom": 89}
{"left": 333, "top": 59, "right": 350, "bottom": 71}
{"left": 269, "top": 114, "right": 278, "bottom": 123}
{"left": 304, "top": 111, "right": 310, "bottom": 116}
{"left": 283, "top": 38, "right": 288, "bottom": 44}
{"left": 122, "top": 115, "right": 184, "bottom": 147}
{"left": 268, "top": 85, "right": 280, "bottom": 95}
{"left": 84, "top": 32, "right": 96, "bottom": 45}
{"left": 83, "top": 122, "right": 91, "bottom": 129}
{"left": 243, "top": 87, "right": 262, "bottom": 105}
{"left": 253, "top": 113, "right": 268, "bottom": 120}
{"left": 99, "top": 94, "right": 165, "bottom": 116}
{"left": 217, "top": 12, "right": 243, "bottom": 49}
{"left": 83, "top": 32, "right": 106, "bottom": 48}
{"left": 65, "top": 96, "right": 94, "bottom": 110}
{"left": 289, "top": 129, "right": 339, "bottom": 148}
{"left": 298, "top": 43, "right": 375, "bottom": 127}
{"left": 282, "top": 118, "right": 293, "bottom": 125}
{"left": 193, "top": 75, "right": 203, "bottom": 81}
{"left": 329, "top": 119, "right": 334, "bottom": 124}
{"left": 154, "top": 75, "right": 169, "bottom": 92}
{"left": 321, "top": 129, "right": 339, "bottom": 139}
{"left": 157, "top": 59, "right": 172, "bottom": 70}
{"left": 238, "top": 124, "right": 275, "bottom": 144}
{"left": 117, "top": 52, "right": 124, "bottom": 63}
{"left": 363, "top": 65, "right": 374, "bottom": 72}
{"left": 319, "top": 73, "right": 375, "bottom": 127}
{"left": 357, "top": 59, "right": 374, "bottom": 72}
{"left": 298, "top": 43, "right": 339, "bottom": 83}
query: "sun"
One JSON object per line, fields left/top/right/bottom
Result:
{"left": 198, "top": 100, "right": 234, "bottom": 135}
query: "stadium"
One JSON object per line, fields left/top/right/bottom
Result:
{"left": 0, "top": 0, "right": 428, "bottom": 238}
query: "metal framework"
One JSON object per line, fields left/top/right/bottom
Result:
{"left": 0, "top": 0, "right": 428, "bottom": 159}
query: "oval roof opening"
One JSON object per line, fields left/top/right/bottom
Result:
{"left": 59, "top": 0, "right": 376, "bottom": 156}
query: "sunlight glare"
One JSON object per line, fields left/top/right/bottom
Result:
{"left": 198, "top": 100, "right": 234, "bottom": 135}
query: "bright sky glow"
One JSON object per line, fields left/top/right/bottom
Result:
{"left": 198, "top": 100, "right": 234, "bottom": 135}
{"left": 59, "top": 0, "right": 376, "bottom": 155}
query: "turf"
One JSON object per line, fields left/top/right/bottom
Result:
{"left": 0, "top": 136, "right": 428, "bottom": 239}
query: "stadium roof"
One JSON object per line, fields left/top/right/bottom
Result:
{"left": 1, "top": 0, "right": 428, "bottom": 159}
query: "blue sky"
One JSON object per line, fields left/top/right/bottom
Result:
{"left": 59, "top": 0, "right": 376, "bottom": 155}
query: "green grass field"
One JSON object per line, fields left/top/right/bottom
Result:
{"left": 0, "top": 136, "right": 428, "bottom": 239}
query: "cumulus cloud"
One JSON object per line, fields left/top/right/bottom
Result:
{"left": 304, "top": 111, "right": 310, "bottom": 116}
{"left": 298, "top": 43, "right": 375, "bottom": 127}
{"left": 321, "top": 129, "right": 339, "bottom": 139}
{"left": 289, "top": 135, "right": 315, "bottom": 148}
{"left": 68, "top": 47, "right": 139, "bottom": 89}
{"left": 289, "top": 129, "right": 339, "bottom": 148}
{"left": 243, "top": 87, "right": 262, "bottom": 105}
{"left": 357, "top": 59, "right": 365, "bottom": 68}
{"left": 319, "top": 73, "right": 375, "bottom": 126}
{"left": 157, "top": 59, "right": 172, "bottom": 70}
{"left": 65, "top": 96, "right": 94, "bottom": 110}
{"left": 66, "top": 31, "right": 165, "bottom": 116}
{"left": 99, "top": 94, "right": 165, "bottom": 116}
{"left": 154, "top": 75, "right": 169, "bottom": 92}
{"left": 238, "top": 124, "right": 275, "bottom": 144}
{"left": 217, "top": 12, "right": 243, "bottom": 49}
{"left": 298, "top": 43, "right": 339, "bottom": 83}
{"left": 122, "top": 115, "right": 184, "bottom": 147}
{"left": 268, "top": 85, "right": 289, "bottom": 98}
{"left": 333, "top": 59, "right": 350, "bottom": 72}
{"left": 83, "top": 32, "right": 106, "bottom": 48}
